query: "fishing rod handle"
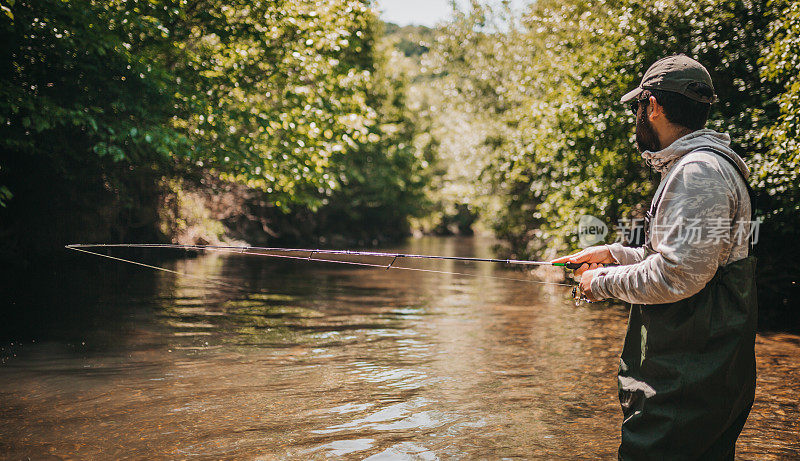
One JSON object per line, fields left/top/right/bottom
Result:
{"left": 555, "top": 262, "right": 617, "bottom": 270}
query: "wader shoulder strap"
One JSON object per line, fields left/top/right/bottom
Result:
{"left": 645, "top": 147, "right": 756, "bottom": 249}
{"left": 693, "top": 147, "right": 757, "bottom": 252}
{"left": 698, "top": 147, "right": 756, "bottom": 221}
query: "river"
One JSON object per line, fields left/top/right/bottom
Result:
{"left": 1, "top": 237, "right": 798, "bottom": 459}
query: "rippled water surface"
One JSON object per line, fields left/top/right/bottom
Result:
{"left": 1, "top": 237, "right": 798, "bottom": 459}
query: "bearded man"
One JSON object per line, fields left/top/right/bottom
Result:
{"left": 552, "top": 55, "right": 757, "bottom": 460}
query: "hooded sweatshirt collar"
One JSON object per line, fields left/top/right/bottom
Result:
{"left": 641, "top": 129, "right": 749, "bottom": 179}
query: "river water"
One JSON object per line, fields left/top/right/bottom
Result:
{"left": 1, "top": 237, "right": 798, "bottom": 459}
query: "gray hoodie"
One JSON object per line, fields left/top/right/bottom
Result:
{"left": 590, "top": 129, "right": 753, "bottom": 304}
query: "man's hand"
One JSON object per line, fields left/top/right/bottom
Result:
{"left": 579, "top": 268, "right": 602, "bottom": 302}
{"left": 552, "top": 246, "right": 614, "bottom": 302}
{"left": 551, "top": 245, "right": 616, "bottom": 279}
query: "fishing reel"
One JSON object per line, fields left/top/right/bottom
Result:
{"left": 565, "top": 261, "right": 611, "bottom": 306}
{"left": 571, "top": 285, "right": 596, "bottom": 306}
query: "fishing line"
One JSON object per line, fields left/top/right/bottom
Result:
{"left": 66, "top": 244, "right": 573, "bottom": 288}
{"left": 67, "top": 246, "right": 240, "bottom": 289}
{"left": 223, "top": 248, "right": 573, "bottom": 287}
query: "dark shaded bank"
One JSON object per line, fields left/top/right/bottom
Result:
{"left": 0, "top": 150, "right": 164, "bottom": 264}
{"left": 0, "top": 165, "right": 420, "bottom": 267}
{"left": 751, "top": 215, "right": 800, "bottom": 331}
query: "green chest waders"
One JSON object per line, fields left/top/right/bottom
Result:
{"left": 618, "top": 149, "right": 757, "bottom": 460}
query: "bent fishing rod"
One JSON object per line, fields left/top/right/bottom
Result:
{"left": 66, "top": 243, "right": 600, "bottom": 303}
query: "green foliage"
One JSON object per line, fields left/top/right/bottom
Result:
{"left": 758, "top": 0, "right": 800, "bottom": 217}
{"left": 383, "top": 23, "right": 431, "bottom": 57}
{"left": 0, "top": 0, "right": 13, "bottom": 20}
{"left": 0, "top": 0, "right": 184, "bottom": 164}
{"left": 425, "top": 0, "right": 787, "bottom": 255}
{"left": 399, "top": 6, "right": 508, "bottom": 234}
{"left": 0, "top": 185, "right": 12, "bottom": 206}
{"left": 0, "top": 0, "right": 433, "bottom": 251}
{"left": 305, "top": 23, "right": 435, "bottom": 242}
{"left": 421, "top": 0, "right": 653, "bottom": 254}
{"left": 0, "top": 0, "right": 393, "bottom": 207}
{"left": 167, "top": 1, "right": 385, "bottom": 208}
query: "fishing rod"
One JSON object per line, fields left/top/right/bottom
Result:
{"left": 65, "top": 243, "right": 588, "bottom": 270}
{"left": 66, "top": 243, "right": 598, "bottom": 303}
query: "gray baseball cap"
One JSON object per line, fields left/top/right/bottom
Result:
{"left": 620, "top": 55, "right": 716, "bottom": 104}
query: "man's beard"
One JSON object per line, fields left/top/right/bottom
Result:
{"left": 635, "top": 111, "right": 661, "bottom": 153}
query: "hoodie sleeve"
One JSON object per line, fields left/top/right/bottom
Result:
{"left": 605, "top": 243, "right": 650, "bottom": 265}
{"left": 590, "top": 159, "right": 736, "bottom": 304}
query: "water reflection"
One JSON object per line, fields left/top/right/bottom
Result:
{"left": 0, "top": 237, "right": 798, "bottom": 459}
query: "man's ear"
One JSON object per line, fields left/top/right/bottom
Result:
{"left": 647, "top": 95, "right": 663, "bottom": 121}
